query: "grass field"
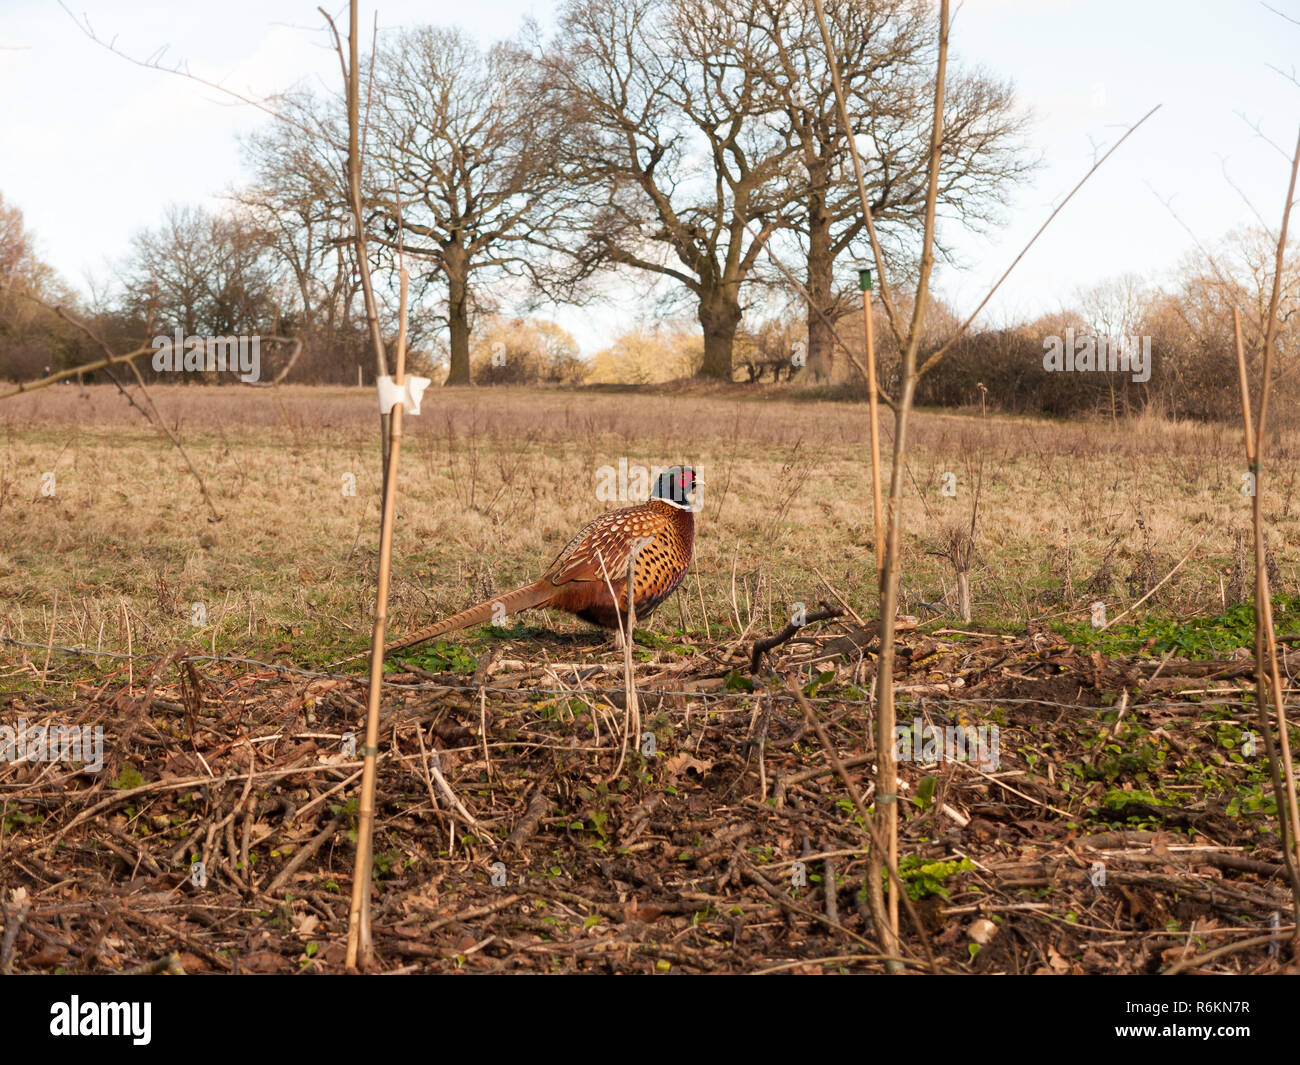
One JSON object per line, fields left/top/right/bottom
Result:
{"left": 3, "top": 383, "right": 1300, "bottom": 974}
{"left": 2, "top": 383, "right": 1294, "bottom": 668}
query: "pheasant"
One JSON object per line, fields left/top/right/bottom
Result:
{"left": 380, "top": 465, "right": 698, "bottom": 657}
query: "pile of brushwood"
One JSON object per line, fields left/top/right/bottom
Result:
{"left": 1, "top": 615, "right": 1296, "bottom": 974}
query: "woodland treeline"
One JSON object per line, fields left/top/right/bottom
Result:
{"left": 0, "top": 0, "right": 1295, "bottom": 421}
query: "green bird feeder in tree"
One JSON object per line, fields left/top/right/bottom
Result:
{"left": 858, "top": 266, "right": 873, "bottom": 292}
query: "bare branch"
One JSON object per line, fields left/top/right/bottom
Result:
{"left": 58, "top": 0, "right": 339, "bottom": 147}
{"left": 25, "top": 301, "right": 223, "bottom": 522}
{"left": 917, "top": 106, "right": 1161, "bottom": 380}
{"left": 812, "top": 0, "right": 905, "bottom": 351}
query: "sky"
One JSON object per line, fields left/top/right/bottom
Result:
{"left": 1, "top": 0, "right": 1297, "bottom": 354}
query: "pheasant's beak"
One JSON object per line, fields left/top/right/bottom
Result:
{"left": 684, "top": 473, "right": 704, "bottom": 511}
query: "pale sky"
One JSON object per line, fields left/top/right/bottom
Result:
{"left": 2, "top": 0, "right": 1297, "bottom": 354}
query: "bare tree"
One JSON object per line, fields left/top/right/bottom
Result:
{"left": 545, "top": 0, "right": 1027, "bottom": 381}
{"left": 118, "top": 205, "right": 280, "bottom": 371}
{"left": 749, "top": 0, "right": 1032, "bottom": 381}
{"left": 0, "top": 191, "right": 84, "bottom": 380}
{"left": 545, "top": 0, "right": 799, "bottom": 379}
{"left": 1077, "top": 272, "right": 1150, "bottom": 340}
{"left": 239, "top": 93, "right": 364, "bottom": 383}
{"left": 362, "top": 26, "right": 574, "bottom": 385}
{"left": 1174, "top": 227, "right": 1299, "bottom": 350}
{"left": 0, "top": 192, "right": 32, "bottom": 282}
{"left": 123, "top": 205, "right": 218, "bottom": 337}
{"left": 1074, "top": 272, "right": 1152, "bottom": 417}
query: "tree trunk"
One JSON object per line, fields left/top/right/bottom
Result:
{"left": 697, "top": 289, "right": 741, "bottom": 381}
{"left": 804, "top": 182, "right": 836, "bottom": 383}
{"left": 444, "top": 240, "right": 472, "bottom": 386}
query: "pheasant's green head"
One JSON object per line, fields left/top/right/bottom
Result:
{"left": 653, "top": 466, "right": 700, "bottom": 511}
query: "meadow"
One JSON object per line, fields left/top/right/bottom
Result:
{"left": 2, "top": 383, "right": 1290, "bottom": 667}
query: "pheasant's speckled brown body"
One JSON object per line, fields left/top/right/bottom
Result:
{"left": 543, "top": 498, "right": 695, "bottom": 627}
{"left": 382, "top": 471, "right": 697, "bottom": 657}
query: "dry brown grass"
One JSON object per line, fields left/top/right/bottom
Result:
{"left": 1, "top": 383, "right": 1296, "bottom": 672}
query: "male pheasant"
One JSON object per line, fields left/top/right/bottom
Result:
{"left": 381, "top": 466, "right": 698, "bottom": 657}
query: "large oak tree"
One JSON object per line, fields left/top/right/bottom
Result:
{"left": 744, "top": 0, "right": 1032, "bottom": 380}
{"left": 545, "top": 0, "right": 799, "bottom": 379}
{"left": 548, "top": 0, "right": 1030, "bottom": 381}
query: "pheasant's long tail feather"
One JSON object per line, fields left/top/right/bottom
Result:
{"left": 382, "top": 579, "right": 554, "bottom": 656}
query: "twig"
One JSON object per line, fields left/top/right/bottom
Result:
{"left": 41, "top": 590, "right": 58, "bottom": 688}
{"left": 752, "top": 952, "right": 933, "bottom": 974}
{"left": 19, "top": 303, "right": 223, "bottom": 522}
{"left": 1161, "top": 931, "right": 1292, "bottom": 975}
{"left": 1101, "top": 535, "right": 1206, "bottom": 630}
{"left": 505, "top": 786, "right": 551, "bottom": 851}
{"left": 335, "top": 0, "right": 410, "bottom": 969}
{"left": 739, "top": 218, "right": 888, "bottom": 401}
{"left": 741, "top": 861, "right": 878, "bottom": 951}
{"left": 422, "top": 895, "right": 522, "bottom": 935}
{"left": 750, "top": 604, "right": 843, "bottom": 673}
{"left": 418, "top": 735, "right": 480, "bottom": 830}
{"left": 0, "top": 898, "right": 29, "bottom": 974}
{"left": 916, "top": 106, "right": 1162, "bottom": 380}
{"left": 811, "top": 567, "right": 866, "bottom": 627}
{"left": 1084, "top": 689, "right": 1128, "bottom": 767}
{"left": 59, "top": 1, "right": 339, "bottom": 145}
{"left": 268, "top": 815, "right": 344, "bottom": 896}
{"left": 0, "top": 334, "right": 154, "bottom": 398}
{"left": 963, "top": 762, "right": 1074, "bottom": 819}
{"left": 811, "top": 0, "right": 905, "bottom": 349}
{"left": 119, "top": 952, "right": 186, "bottom": 975}
{"left": 784, "top": 677, "right": 938, "bottom": 974}
{"left": 479, "top": 686, "right": 492, "bottom": 781}
{"left": 122, "top": 356, "right": 222, "bottom": 522}
{"left": 1232, "top": 156, "right": 1300, "bottom": 920}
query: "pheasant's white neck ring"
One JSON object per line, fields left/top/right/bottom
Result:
{"left": 658, "top": 496, "right": 699, "bottom": 512}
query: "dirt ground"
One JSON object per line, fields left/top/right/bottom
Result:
{"left": 2, "top": 615, "right": 1296, "bottom": 975}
